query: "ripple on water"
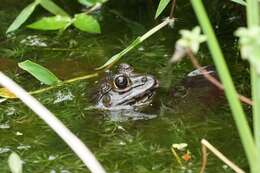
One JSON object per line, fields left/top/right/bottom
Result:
{"left": 0, "top": 147, "right": 10, "bottom": 154}
{"left": 0, "top": 123, "right": 10, "bottom": 129}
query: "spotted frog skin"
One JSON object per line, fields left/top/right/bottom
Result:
{"left": 96, "top": 63, "right": 159, "bottom": 110}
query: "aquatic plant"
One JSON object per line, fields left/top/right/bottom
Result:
{"left": 6, "top": 0, "right": 103, "bottom": 33}
{"left": 164, "top": 0, "right": 259, "bottom": 172}
{"left": 1, "top": 0, "right": 259, "bottom": 172}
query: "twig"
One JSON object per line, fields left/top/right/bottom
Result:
{"left": 171, "top": 146, "right": 183, "bottom": 167}
{"left": 85, "top": 3, "right": 102, "bottom": 15}
{"left": 30, "top": 72, "right": 99, "bottom": 95}
{"left": 170, "top": 0, "right": 176, "bottom": 19}
{"left": 200, "top": 139, "right": 246, "bottom": 173}
{"left": 0, "top": 73, "right": 99, "bottom": 99}
{"left": 186, "top": 49, "right": 253, "bottom": 105}
{"left": 0, "top": 71, "right": 107, "bottom": 173}
{"left": 200, "top": 141, "right": 208, "bottom": 173}
{"left": 32, "top": 47, "right": 82, "bottom": 52}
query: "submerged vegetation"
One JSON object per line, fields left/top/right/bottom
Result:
{"left": 0, "top": 0, "right": 260, "bottom": 172}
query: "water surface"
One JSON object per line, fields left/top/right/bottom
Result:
{"left": 0, "top": 1, "right": 249, "bottom": 172}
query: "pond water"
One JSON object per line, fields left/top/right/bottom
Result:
{"left": 0, "top": 0, "right": 250, "bottom": 173}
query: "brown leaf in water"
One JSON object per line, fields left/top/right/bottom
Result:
{"left": 0, "top": 88, "right": 16, "bottom": 98}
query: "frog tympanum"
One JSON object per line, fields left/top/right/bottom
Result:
{"left": 96, "top": 63, "right": 159, "bottom": 110}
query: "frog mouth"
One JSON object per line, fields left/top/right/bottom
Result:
{"left": 117, "top": 79, "right": 159, "bottom": 106}
{"left": 123, "top": 89, "right": 156, "bottom": 107}
{"left": 135, "top": 90, "right": 155, "bottom": 105}
{"left": 124, "top": 84, "right": 159, "bottom": 107}
{"left": 131, "top": 80, "right": 159, "bottom": 106}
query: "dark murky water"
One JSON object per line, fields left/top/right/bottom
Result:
{"left": 0, "top": 0, "right": 249, "bottom": 172}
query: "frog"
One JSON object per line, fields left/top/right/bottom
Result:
{"left": 96, "top": 63, "right": 159, "bottom": 115}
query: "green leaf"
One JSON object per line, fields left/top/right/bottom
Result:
{"left": 18, "top": 60, "right": 61, "bottom": 85}
{"left": 8, "top": 152, "right": 23, "bottom": 173}
{"left": 73, "top": 13, "right": 101, "bottom": 33}
{"left": 27, "top": 16, "right": 72, "bottom": 30}
{"left": 78, "top": 0, "right": 107, "bottom": 7}
{"left": 230, "top": 0, "right": 247, "bottom": 6}
{"left": 6, "top": 1, "right": 40, "bottom": 33}
{"left": 40, "top": 0, "right": 69, "bottom": 16}
{"left": 155, "top": 0, "right": 171, "bottom": 19}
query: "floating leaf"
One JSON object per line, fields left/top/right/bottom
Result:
{"left": 155, "top": 0, "right": 171, "bottom": 19}
{"left": 73, "top": 13, "right": 101, "bottom": 33}
{"left": 8, "top": 152, "right": 23, "bottom": 173}
{"left": 230, "top": 0, "right": 247, "bottom": 6}
{"left": 78, "top": 0, "right": 107, "bottom": 7}
{"left": 40, "top": 0, "right": 69, "bottom": 16}
{"left": 18, "top": 60, "right": 61, "bottom": 85}
{"left": 172, "top": 143, "right": 188, "bottom": 151}
{"left": 27, "top": 15, "right": 72, "bottom": 30}
{"left": 0, "top": 88, "right": 16, "bottom": 98}
{"left": 6, "top": 1, "right": 40, "bottom": 33}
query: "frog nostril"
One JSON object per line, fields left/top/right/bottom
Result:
{"left": 141, "top": 76, "right": 147, "bottom": 83}
{"left": 101, "top": 83, "right": 111, "bottom": 94}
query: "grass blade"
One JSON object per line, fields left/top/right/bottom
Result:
{"left": 95, "top": 18, "right": 173, "bottom": 70}
{"left": 6, "top": 1, "right": 39, "bottom": 33}
{"left": 230, "top": 0, "right": 247, "bottom": 6}
{"left": 95, "top": 38, "right": 141, "bottom": 70}
{"left": 40, "top": 0, "right": 69, "bottom": 16}
{"left": 155, "top": 0, "right": 171, "bottom": 19}
{"left": 246, "top": 0, "right": 260, "bottom": 172}
{"left": 190, "top": 0, "right": 256, "bottom": 169}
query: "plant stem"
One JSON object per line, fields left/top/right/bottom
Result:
{"left": 0, "top": 73, "right": 99, "bottom": 99}
{"left": 169, "top": 0, "right": 176, "bottom": 18}
{"left": 0, "top": 72, "right": 107, "bottom": 173}
{"left": 186, "top": 49, "right": 252, "bottom": 105}
{"left": 96, "top": 18, "right": 174, "bottom": 70}
{"left": 199, "top": 142, "right": 207, "bottom": 173}
{"left": 246, "top": 0, "right": 260, "bottom": 172}
{"left": 200, "top": 139, "right": 245, "bottom": 173}
{"left": 140, "top": 17, "right": 172, "bottom": 41}
{"left": 170, "top": 147, "right": 183, "bottom": 167}
{"left": 190, "top": 0, "right": 256, "bottom": 170}
{"left": 30, "top": 73, "right": 99, "bottom": 95}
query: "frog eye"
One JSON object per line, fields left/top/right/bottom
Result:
{"left": 114, "top": 75, "right": 129, "bottom": 89}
